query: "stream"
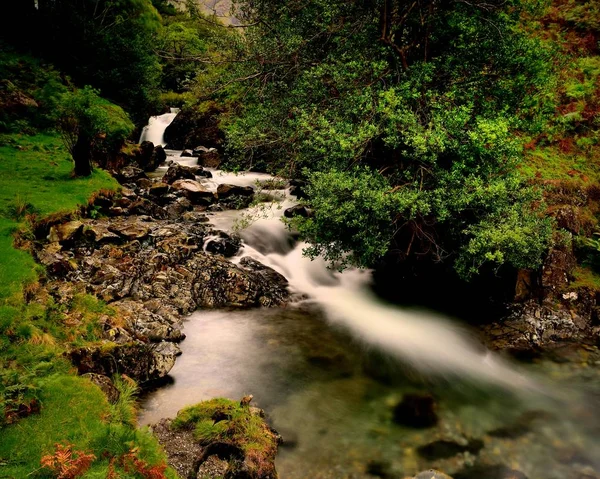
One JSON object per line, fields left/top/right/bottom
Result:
{"left": 138, "top": 113, "right": 600, "bottom": 479}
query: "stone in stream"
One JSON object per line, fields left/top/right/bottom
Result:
{"left": 417, "top": 438, "right": 484, "bottom": 460}
{"left": 414, "top": 471, "right": 454, "bottom": 479}
{"left": 392, "top": 393, "right": 438, "bottom": 428}
{"left": 453, "top": 465, "right": 527, "bottom": 479}
{"left": 181, "top": 149, "right": 194, "bottom": 157}
{"left": 216, "top": 184, "right": 254, "bottom": 198}
{"left": 205, "top": 231, "right": 241, "bottom": 258}
{"left": 283, "top": 204, "right": 313, "bottom": 218}
{"left": 163, "top": 163, "right": 197, "bottom": 184}
{"left": 171, "top": 179, "right": 215, "bottom": 205}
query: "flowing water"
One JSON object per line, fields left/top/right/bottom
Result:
{"left": 139, "top": 113, "right": 600, "bottom": 479}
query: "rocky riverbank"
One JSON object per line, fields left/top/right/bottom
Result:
{"left": 27, "top": 149, "right": 288, "bottom": 390}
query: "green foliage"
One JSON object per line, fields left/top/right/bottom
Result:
{"left": 208, "top": 0, "right": 556, "bottom": 277}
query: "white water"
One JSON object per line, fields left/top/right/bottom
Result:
{"left": 138, "top": 109, "right": 180, "bottom": 146}
{"left": 147, "top": 113, "right": 541, "bottom": 395}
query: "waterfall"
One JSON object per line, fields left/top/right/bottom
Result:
{"left": 138, "top": 108, "right": 180, "bottom": 146}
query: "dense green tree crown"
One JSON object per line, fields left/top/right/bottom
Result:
{"left": 203, "top": 0, "right": 556, "bottom": 277}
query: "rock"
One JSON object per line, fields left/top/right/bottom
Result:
{"left": 204, "top": 232, "right": 241, "bottom": 258}
{"left": 196, "top": 456, "right": 229, "bottom": 479}
{"left": 414, "top": 471, "right": 454, "bottom": 479}
{"left": 114, "top": 299, "right": 185, "bottom": 343}
{"left": 216, "top": 184, "right": 254, "bottom": 198}
{"left": 108, "top": 219, "right": 151, "bottom": 241}
{"left": 83, "top": 223, "right": 122, "bottom": 243}
{"left": 136, "top": 177, "right": 152, "bottom": 189}
{"left": 417, "top": 439, "right": 484, "bottom": 460}
{"left": 181, "top": 149, "right": 194, "bottom": 157}
{"left": 288, "top": 179, "right": 308, "bottom": 199}
{"left": 67, "top": 341, "right": 180, "bottom": 385}
{"left": 127, "top": 198, "right": 167, "bottom": 219}
{"left": 114, "top": 165, "right": 147, "bottom": 185}
{"left": 172, "top": 179, "right": 214, "bottom": 205}
{"left": 153, "top": 398, "right": 280, "bottom": 479}
{"left": 453, "top": 465, "right": 527, "bottom": 479}
{"left": 238, "top": 257, "right": 289, "bottom": 306}
{"left": 36, "top": 242, "right": 74, "bottom": 275}
{"left": 392, "top": 393, "right": 438, "bottom": 428}
{"left": 82, "top": 373, "right": 120, "bottom": 404}
{"left": 153, "top": 145, "right": 167, "bottom": 167}
{"left": 163, "top": 164, "right": 197, "bottom": 185}
{"left": 163, "top": 103, "right": 225, "bottom": 151}
{"left": 165, "top": 197, "right": 193, "bottom": 219}
{"left": 150, "top": 183, "right": 170, "bottom": 197}
{"left": 48, "top": 221, "right": 84, "bottom": 243}
{"left": 137, "top": 141, "right": 156, "bottom": 171}
{"left": 196, "top": 150, "right": 221, "bottom": 168}
{"left": 283, "top": 205, "right": 313, "bottom": 218}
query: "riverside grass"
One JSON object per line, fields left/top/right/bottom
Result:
{"left": 0, "top": 132, "right": 177, "bottom": 478}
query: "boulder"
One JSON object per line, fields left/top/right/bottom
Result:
{"left": 108, "top": 218, "right": 151, "bottom": 241}
{"left": 163, "top": 164, "right": 197, "bottom": 185}
{"left": 163, "top": 103, "right": 225, "bottom": 151}
{"left": 47, "top": 221, "right": 84, "bottom": 243}
{"left": 83, "top": 223, "right": 122, "bottom": 244}
{"left": 172, "top": 179, "right": 214, "bottom": 205}
{"left": 181, "top": 149, "right": 194, "bottom": 157}
{"left": 283, "top": 205, "right": 313, "bottom": 218}
{"left": 67, "top": 341, "right": 180, "bottom": 385}
{"left": 114, "top": 165, "right": 147, "bottom": 185}
{"left": 149, "top": 183, "right": 170, "bottom": 197}
{"left": 238, "top": 257, "right": 289, "bottom": 307}
{"left": 152, "top": 398, "right": 280, "bottom": 479}
{"left": 392, "top": 393, "right": 438, "bottom": 428}
{"left": 288, "top": 179, "right": 308, "bottom": 199}
{"left": 137, "top": 141, "right": 156, "bottom": 171}
{"left": 217, "top": 184, "right": 254, "bottom": 198}
{"left": 196, "top": 150, "right": 221, "bottom": 169}
{"left": 204, "top": 232, "right": 241, "bottom": 258}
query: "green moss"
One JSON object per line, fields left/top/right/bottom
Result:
{"left": 570, "top": 266, "right": 600, "bottom": 292}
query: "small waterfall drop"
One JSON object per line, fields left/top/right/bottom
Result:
{"left": 138, "top": 108, "right": 180, "bottom": 146}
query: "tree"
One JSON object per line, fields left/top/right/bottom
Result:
{"left": 56, "top": 87, "right": 134, "bottom": 176}
{"left": 203, "top": 0, "right": 554, "bottom": 278}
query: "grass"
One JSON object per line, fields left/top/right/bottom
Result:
{"left": 0, "top": 132, "right": 176, "bottom": 477}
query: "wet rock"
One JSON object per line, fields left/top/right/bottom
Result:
{"left": 163, "top": 103, "right": 225, "bottom": 151}
{"left": 417, "top": 439, "right": 484, "bottom": 460}
{"left": 136, "top": 177, "right": 153, "bottom": 189}
{"left": 127, "top": 198, "right": 167, "bottom": 219}
{"left": 238, "top": 257, "right": 289, "bottom": 306}
{"left": 172, "top": 179, "right": 214, "bottom": 205}
{"left": 181, "top": 149, "right": 194, "bottom": 157}
{"left": 205, "top": 232, "right": 241, "bottom": 258}
{"left": 67, "top": 341, "right": 180, "bottom": 385}
{"left": 283, "top": 205, "right": 313, "bottom": 218}
{"left": 392, "top": 393, "right": 438, "bottom": 428}
{"left": 163, "top": 164, "right": 197, "bottom": 185}
{"left": 151, "top": 418, "right": 204, "bottom": 479}
{"left": 366, "top": 459, "right": 393, "bottom": 478}
{"left": 114, "top": 299, "right": 185, "bottom": 343}
{"left": 216, "top": 184, "right": 254, "bottom": 198}
{"left": 288, "top": 179, "right": 308, "bottom": 199}
{"left": 196, "top": 150, "right": 221, "bottom": 168}
{"left": 165, "top": 197, "right": 193, "bottom": 219}
{"left": 82, "top": 373, "right": 120, "bottom": 404}
{"left": 414, "top": 471, "right": 454, "bottom": 479}
{"left": 137, "top": 141, "right": 156, "bottom": 171}
{"left": 153, "top": 145, "right": 167, "bottom": 167}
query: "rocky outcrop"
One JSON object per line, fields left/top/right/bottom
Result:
{"left": 68, "top": 342, "right": 180, "bottom": 385}
{"left": 163, "top": 103, "right": 225, "bottom": 151}
{"left": 151, "top": 397, "right": 281, "bottom": 479}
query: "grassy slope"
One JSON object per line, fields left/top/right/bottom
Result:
{"left": 0, "top": 75, "right": 177, "bottom": 479}
{"left": 520, "top": 0, "right": 600, "bottom": 289}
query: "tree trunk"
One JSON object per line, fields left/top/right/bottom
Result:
{"left": 72, "top": 134, "right": 93, "bottom": 177}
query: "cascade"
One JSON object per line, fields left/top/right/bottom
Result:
{"left": 138, "top": 108, "right": 179, "bottom": 146}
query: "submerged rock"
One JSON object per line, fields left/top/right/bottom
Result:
{"left": 392, "top": 393, "right": 438, "bottom": 428}
{"left": 414, "top": 471, "right": 454, "bottom": 479}
{"left": 417, "top": 439, "right": 484, "bottom": 460}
